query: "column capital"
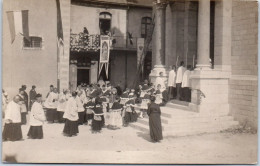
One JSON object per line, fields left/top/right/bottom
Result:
{"left": 154, "top": 0, "right": 168, "bottom": 9}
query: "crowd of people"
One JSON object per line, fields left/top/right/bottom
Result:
{"left": 2, "top": 81, "right": 165, "bottom": 143}
{"left": 2, "top": 61, "right": 192, "bottom": 143}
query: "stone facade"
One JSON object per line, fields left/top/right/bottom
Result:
{"left": 3, "top": 0, "right": 59, "bottom": 98}
{"left": 150, "top": 0, "right": 258, "bottom": 129}
{"left": 229, "top": 0, "right": 258, "bottom": 129}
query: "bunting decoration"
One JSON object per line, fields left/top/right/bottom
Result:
{"left": 99, "top": 36, "right": 110, "bottom": 79}
{"left": 6, "top": 10, "right": 29, "bottom": 43}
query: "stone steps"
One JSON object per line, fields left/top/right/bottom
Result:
{"left": 128, "top": 103, "right": 239, "bottom": 137}
{"left": 136, "top": 115, "right": 235, "bottom": 126}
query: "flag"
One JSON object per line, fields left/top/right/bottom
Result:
{"left": 128, "top": 32, "right": 133, "bottom": 45}
{"left": 56, "top": 0, "right": 63, "bottom": 89}
{"left": 6, "top": 10, "right": 29, "bottom": 43}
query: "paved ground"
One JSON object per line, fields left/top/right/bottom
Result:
{"left": 2, "top": 120, "right": 258, "bottom": 164}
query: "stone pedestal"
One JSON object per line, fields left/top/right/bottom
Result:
{"left": 189, "top": 69, "right": 231, "bottom": 116}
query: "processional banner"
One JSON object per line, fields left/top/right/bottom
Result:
{"left": 99, "top": 35, "right": 110, "bottom": 78}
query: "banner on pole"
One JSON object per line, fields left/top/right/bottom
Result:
{"left": 99, "top": 35, "right": 110, "bottom": 78}
{"left": 137, "top": 38, "right": 144, "bottom": 69}
{"left": 6, "top": 10, "right": 29, "bottom": 43}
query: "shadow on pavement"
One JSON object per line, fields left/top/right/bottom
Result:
{"left": 136, "top": 132, "right": 152, "bottom": 142}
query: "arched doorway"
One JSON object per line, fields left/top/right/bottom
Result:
{"left": 99, "top": 12, "right": 112, "bottom": 35}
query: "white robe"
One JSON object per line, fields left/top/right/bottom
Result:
{"left": 155, "top": 77, "right": 166, "bottom": 90}
{"left": 176, "top": 66, "right": 186, "bottom": 84}
{"left": 57, "top": 93, "right": 67, "bottom": 112}
{"left": 30, "top": 102, "right": 46, "bottom": 126}
{"left": 44, "top": 92, "right": 58, "bottom": 109}
{"left": 63, "top": 97, "right": 78, "bottom": 121}
{"left": 76, "top": 96, "right": 85, "bottom": 112}
{"left": 5, "top": 101, "right": 21, "bottom": 123}
{"left": 168, "top": 70, "right": 176, "bottom": 87}
{"left": 182, "top": 70, "right": 191, "bottom": 88}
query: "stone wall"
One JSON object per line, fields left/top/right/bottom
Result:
{"left": 3, "top": 0, "right": 58, "bottom": 98}
{"left": 230, "top": 0, "right": 258, "bottom": 129}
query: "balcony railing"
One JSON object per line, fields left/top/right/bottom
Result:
{"left": 70, "top": 33, "right": 152, "bottom": 52}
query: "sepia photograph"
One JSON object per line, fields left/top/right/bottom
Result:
{"left": 1, "top": 0, "right": 258, "bottom": 164}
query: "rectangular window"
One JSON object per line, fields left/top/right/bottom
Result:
{"left": 23, "top": 36, "right": 42, "bottom": 49}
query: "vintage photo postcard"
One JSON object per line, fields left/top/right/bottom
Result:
{"left": 1, "top": 0, "right": 258, "bottom": 164}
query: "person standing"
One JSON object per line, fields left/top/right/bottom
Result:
{"left": 91, "top": 98, "right": 104, "bottom": 133}
{"left": 2, "top": 89, "right": 9, "bottom": 118}
{"left": 147, "top": 96, "right": 163, "bottom": 143}
{"left": 2, "top": 96, "right": 23, "bottom": 141}
{"left": 63, "top": 91, "right": 79, "bottom": 137}
{"left": 76, "top": 91, "right": 85, "bottom": 125}
{"left": 27, "top": 94, "right": 46, "bottom": 139}
{"left": 167, "top": 65, "right": 176, "bottom": 100}
{"left": 18, "top": 88, "right": 27, "bottom": 125}
{"left": 21, "top": 85, "right": 29, "bottom": 112}
{"left": 176, "top": 61, "right": 186, "bottom": 100}
{"left": 181, "top": 65, "right": 192, "bottom": 102}
{"left": 155, "top": 72, "right": 166, "bottom": 90}
{"left": 57, "top": 89, "right": 68, "bottom": 123}
{"left": 46, "top": 85, "right": 54, "bottom": 98}
{"left": 29, "top": 85, "right": 37, "bottom": 111}
{"left": 44, "top": 88, "right": 58, "bottom": 123}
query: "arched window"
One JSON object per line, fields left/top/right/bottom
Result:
{"left": 99, "top": 12, "right": 112, "bottom": 35}
{"left": 99, "top": 12, "right": 112, "bottom": 19}
{"left": 141, "top": 17, "right": 152, "bottom": 38}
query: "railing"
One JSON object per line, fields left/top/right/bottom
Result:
{"left": 70, "top": 33, "right": 100, "bottom": 51}
{"left": 70, "top": 33, "right": 152, "bottom": 52}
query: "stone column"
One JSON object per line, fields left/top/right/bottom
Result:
{"left": 196, "top": 0, "right": 211, "bottom": 69}
{"left": 149, "top": 1, "right": 167, "bottom": 84}
{"left": 214, "top": 0, "right": 232, "bottom": 72}
{"left": 154, "top": 1, "right": 166, "bottom": 66}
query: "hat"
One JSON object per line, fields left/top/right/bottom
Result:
{"left": 35, "top": 93, "right": 42, "bottom": 98}
{"left": 50, "top": 85, "right": 54, "bottom": 87}
{"left": 71, "top": 91, "right": 77, "bottom": 97}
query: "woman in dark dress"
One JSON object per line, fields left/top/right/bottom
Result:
{"left": 147, "top": 96, "right": 163, "bottom": 143}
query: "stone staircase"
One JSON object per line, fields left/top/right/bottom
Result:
{"left": 128, "top": 100, "right": 239, "bottom": 137}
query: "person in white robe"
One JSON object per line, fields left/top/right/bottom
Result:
{"left": 176, "top": 61, "right": 186, "bottom": 100}
{"left": 76, "top": 91, "right": 85, "bottom": 125}
{"left": 57, "top": 90, "right": 68, "bottom": 123}
{"left": 27, "top": 94, "right": 46, "bottom": 139}
{"left": 167, "top": 65, "right": 176, "bottom": 100}
{"left": 18, "top": 88, "right": 27, "bottom": 125}
{"left": 44, "top": 89, "right": 58, "bottom": 123}
{"left": 2, "top": 96, "right": 23, "bottom": 141}
{"left": 63, "top": 92, "right": 79, "bottom": 137}
{"left": 155, "top": 72, "right": 166, "bottom": 90}
{"left": 181, "top": 65, "right": 192, "bottom": 102}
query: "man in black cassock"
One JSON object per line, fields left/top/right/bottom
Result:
{"left": 29, "top": 85, "right": 37, "bottom": 111}
{"left": 21, "top": 85, "right": 29, "bottom": 113}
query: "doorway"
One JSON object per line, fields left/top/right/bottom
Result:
{"left": 100, "top": 19, "right": 111, "bottom": 35}
{"left": 99, "top": 12, "right": 112, "bottom": 35}
{"left": 77, "top": 68, "right": 90, "bottom": 86}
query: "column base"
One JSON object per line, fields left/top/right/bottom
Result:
{"left": 189, "top": 70, "right": 231, "bottom": 115}
{"left": 195, "top": 64, "right": 212, "bottom": 70}
{"left": 149, "top": 65, "right": 168, "bottom": 85}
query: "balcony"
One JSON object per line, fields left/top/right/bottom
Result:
{"left": 70, "top": 33, "right": 152, "bottom": 52}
